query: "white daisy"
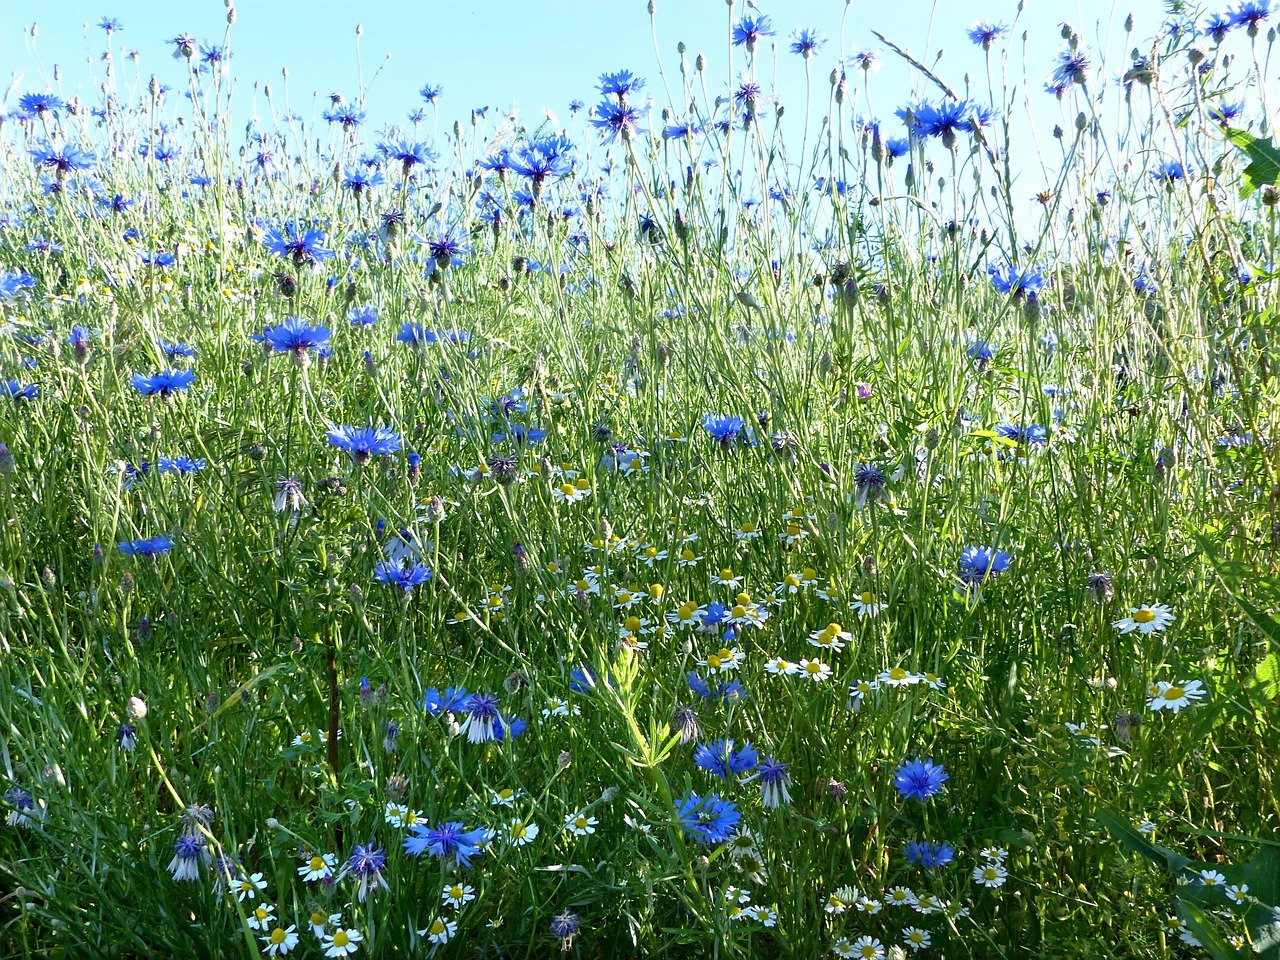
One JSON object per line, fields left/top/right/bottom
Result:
{"left": 973, "top": 863, "right": 1008, "bottom": 887}
{"left": 247, "top": 903, "right": 277, "bottom": 932}
{"left": 850, "top": 590, "right": 886, "bottom": 618}
{"left": 1147, "top": 679, "right": 1206, "bottom": 713}
{"left": 442, "top": 881, "right": 476, "bottom": 908}
{"left": 1112, "top": 602, "right": 1175, "bottom": 634}
{"left": 507, "top": 818, "right": 539, "bottom": 846}
{"left": 322, "top": 927, "right": 363, "bottom": 957}
{"left": 564, "top": 811, "right": 598, "bottom": 836}
{"left": 799, "top": 659, "right": 832, "bottom": 682}
{"left": 261, "top": 925, "right": 300, "bottom": 956}
{"left": 298, "top": 852, "right": 337, "bottom": 882}
{"left": 418, "top": 917, "right": 456, "bottom": 944}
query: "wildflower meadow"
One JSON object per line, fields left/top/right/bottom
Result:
{"left": 1, "top": 1, "right": 1279, "bottom": 957}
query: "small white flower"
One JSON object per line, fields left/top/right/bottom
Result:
{"left": 298, "top": 852, "right": 337, "bottom": 882}
{"left": 507, "top": 818, "right": 539, "bottom": 846}
{"left": 442, "top": 882, "right": 476, "bottom": 909}
{"left": 322, "top": 927, "right": 363, "bottom": 957}
{"left": 418, "top": 917, "right": 457, "bottom": 944}
{"left": 973, "top": 863, "right": 1008, "bottom": 888}
{"left": 564, "top": 811, "right": 598, "bottom": 836}
{"left": 1112, "top": 602, "right": 1175, "bottom": 634}
{"left": 261, "top": 924, "right": 300, "bottom": 956}
{"left": 247, "top": 902, "right": 277, "bottom": 932}
{"left": 1147, "top": 679, "right": 1206, "bottom": 713}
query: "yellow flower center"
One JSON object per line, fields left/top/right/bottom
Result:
{"left": 706, "top": 654, "right": 721, "bottom": 669}
{"left": 720, "top": 568, "right": 734, "bottom": 579}
{"left": 741, "top": 522, "right": 756, "bottom": 533}
{"left": 718, "top": 647, "right": 733, "bottom": 661}
{"left": 732, "top": 605, "right": 747, "bottom": 618}
{"left": 785, "top": 574, "right": 800, "bottom": 587}
{"left": 255, "top": 907, "right": 268, "bottom": 921}
{"left": 310, "top": 856, "right": 324, "bottom": 871}
{"left": 430, "top": 919, "right": 446, "bottom": 935}
{"left": 1134, "top": 608, "right": 1156, "bottom": 623}
{"left": 559, "top": 483, "right": 575, "bottom": 497}
{"left": 681, "top": 549, "right": 695, "bottom": 562}
{"left": 806, "top": 662, "right": 823, "bottom": 674}
{"left": 860, "top": 592, "right": 874, "bottom": 604}
{"left": 1164, "top": 685, "right": 1184, "bottom": 700}
{"left": 889, "top": 667, "right": 908, "bottom": 681}
{"left": 498, "top": 789, "right": 514, "bottom": 800}
{"left": 512, "top": 822, "right": 527, "bottom": 838}
{"left": 624, "top": 616, "right": 641, "bottom": 632}
{"left": 575, "top": 816, "right": 588, "bottom": 828}
{"left": 787, "top": 522, "right": 802, "bottom": 535}
{"left": 574, "top": 580, "right": 590, "bottom": 592}
{"left": 405, "top": 810, "right": 419, "bottom": 825}
{"left": 271, "top": 929, "right": 287, "bottom": 945}
{"left": 617, "top": 592, "right": 633, "bottom": 605}
{"left": 575, "top": 478, "right": 590, "bottom": 490}
{"left": 449, "top": 885, "right": 464, "bottom": 898}
{"left": 310, "top": 912, "right": 325, "bottom": 927}
{"left": 645, "top": 547, "right": 658, "bottom": 557}
{"left": 332, "top": 931, "right": 349, "bottom": 948}
{"left": 827, "top": 622, "right": 843, "bottom": 633}
{"left": 649, "top": 584, "right": 663, "bottom": 598}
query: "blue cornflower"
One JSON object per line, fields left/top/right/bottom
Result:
{"left": 403, "top": 821, "right": 489, "bottom": 867}
{"left": 995, "top": 423, "right": 1048, "bottom": 446}
{"left": 427, "top": 230, "right": 469, "bottom": 267}
{"left": 262, "top": 222, "right": 334, "bottom": 266}
{"left": 168, "top": 833, "right": 207, "bottom": 881}
{"left": 789, "top": 28, "right": 825, "bottom": 57}
{"left": 98, "top": 17, "right": 122, "bottom": 32}
{"left": 509, "top": 135, "right": 576, "bottom": 186}
{"left": 342, "top": 169, "right": 384, "bottom": 196}
{"left": 958, "top": 546, "right": 1012, "bottom": 583}
{"left": 569, "top": 666, "right": 600, "bottom": 693}
{"left": 899, "top": 99, "right": 987, "bottom": 147}
{"left": 462, "top": 692, "right": 501, "bottom": 743}
{"left": 756, "top": 756, "right": 792, "bottom": 808}
{"left": 29, "top": 141, "right": 96, "bottom": 174}
{"left": 591, "top": 100, "right": 645, "bottom": 143}
{"left": 885, "top": 137, "right": 910, "bottom": 158}
{"left": 701, "top": 414, "right": 747, "bottom": 445}
{"left": 261, "top": 316, "right": 332, "bottom": 359}
{"left": 373, "top": 560, "right": 433, "bottom": 592}
{"left": 338, "top": 842, "right": 388, "bottom": 901}
{"left": 199, "top": 44, "right": 226, "bottom": 67}
{"left": 987, "top": 263, "right": 1046, "bottom": 299}
{"left": 326, "top": 425, "right": 401, "bottom": 464}
{"left": 1232, "top": 1, "right": 1272, "bottom": 32}
{"left": 494, "top": 715, "right": 527, "bottom": 740}
{"left": 419, "top": 83, "right": 443, "bottom": 104}
{"left": 1207, "top": 101, "right": 1245, "bottom": 125}
{"left": 732, "top": 14, "right": 775, "bottom": 49}
{"left": 348, "top": 305, "right": 378, "bottom": 327}
{"left": 139, "top": 252, "right": 175, "bottom": 267}
{"left": 2, "top": 380, "right": 39, "bottom": 401}
{"left": 118, "top": 722, "right": 138, "bottom": 751}
{"left": 1151, "top": 161, "right": 1185, "bottom": 184}
{"left": 675, "top": 792, "right": 741, "bottom": 844}
{"left": 131, "top": 369, "right": 196, "bottom": 397}
{"left": 158, "top": 339, "right": 196, "bottom": 360}
{"left": 323, "top": 107, "right": 365, "bottom": 129}
{"left": 598, "top": 70, "right": 645, "bottom": 100}
{"left": 854, "top": 465, "right": 887, "bottom": 508}
{"left": 18, "top": 93, "right": 65, "bottom": 115}
{"left": 968, "top": 21, "right": 1008, "bottom": 48}
{"left": 381, "top": 138, "right": 438, "bottom": 175}
{"left": 424, "top": 686, "right": 470, "bottom": 715}
{"left": 118, "top": 534, "right": 175, "bottom": 558}
{"left": 156, "top": 456, "right": 205, "bottom": 475}
{"left": 693, "top": 739, "right": 758, "bottom": 779}
{"left": 0, "top": 271, "right": 36, "bottom": 300}
{"left": 1052, "top": 48, "right": 1090, "bottom": 87}
{"left": 892, "top": 758, "right": 949, "bottom": 802}
{"left": 967, "top": 339, "right": 997, "bottom": 362}
{"left": 903, "top": 839, "right": 956, "bottom": 869}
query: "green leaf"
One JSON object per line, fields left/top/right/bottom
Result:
{"left": 1224, "top": 127, "right": 1280, "bottom": 198}
{"left": 1255, "top": 653, "right": 1280, "bottom": 706}
{"left": 1096, "top": 809, "right": 1191, "bottom": 874}
{"left": 1177, "top": 901, "right": 1246, "bottom": 959}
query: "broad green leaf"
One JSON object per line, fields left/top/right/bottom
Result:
{"left": 1177, "top": 901, "right": 1246, "bottom": 959}
{"left": 1096, "top": 809, "right": 1192, "bottom": 874}
{"left": 1225, "top": 127, "right": 1280, "bottom": 198}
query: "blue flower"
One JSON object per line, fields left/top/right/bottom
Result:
{"left": 885, "top": 137, "right": 910, "bottom": 158}
{"left": 569, "top": 666, "right": 600, "bottom": 694}
{"left": 131, "top": 369, "right": 196, "bottom": 397}
{"left": 892, "top": 758, "right": 949, "bottom": 802}
{"left": 1052, "top": 48, "right": 1090, "bottom": 88}
{"left": 261, "top": 316, "right": 332, "bottom": 357}
{"left": 789, "top": 28, "right": 825, "bottom": 57}
{"left": 987, "top": 263, "right": 1045, "bottom": 299}
{"left": 732, "top": 14, "right": 775, "bottom": 48}
{"left": 1231, "top": 1, "right": 1273, "bottom": 32}
{"left": 693, "top": 739, "right": 758, "bottom": 779}
{"left": 424, "top": 686, "right": 470, "bottom": 715}
{"left": 1151, "top": 161, "right": 1185, "bottom": 184}
{"left": 0, "top": 271, "right": 36, "bottom": 300}
{"left": 156, "top": 456, "right": 206, "bottom": 475}
{"left": 1207, "top": 101, "right": 1244, "bottom": 125}
{"left": 756, "top": 756, "right": 792, "bottom": 807}
{"left": 323, "top": 107, "right": 365, "bottom": 129}
{"left": 348, "top": 305, "right": 378, "bottom": 327}
{"left": 18, "top": 93, "right": 65, "bottom": 115}
{"left": 968, "top": 21, "right": 1008, "bottom": 48}
{"left": 675, "top": 792, "right": 741, "bottom": 844}
{"left": 1203, "top": 11, "right": 1235, "bottom": 40}
{"left": 29, "top": 141, "right": 96, "bottom": 174}
{"left": 158, "top": 339, "right": 196, "bottom": 360}
{"left": 419, "top": 83, "right": 444, "bottom": 104}
{"left": 326, "top": 425, "right": 401, "bottom": 463}
{"left": 899, "top": 99, "right": 990, "bottom": 145}
{"left": 338, "top": 842, "right": 388, "bottom": 901}
{"left": 903, "top": 839, "right": 956, "bottom": 869}
{"left": 118, "top": 534, "right": 175, "bottom": 558}
{"left": 958, "top": 546, "right": 1012, "bottom": 583}
{"left": 462, "top": 692, "right": 501, "bottom": 743}
{"left": 508, "top": 135, "right": 576, "bottom": 185}
{"left": 374, "top": 560, "right": 433, "bottom": 592}
{"left": 1, "top": 381, "right": 39, "bottom": 402}
{"left": 494, "top": 715, "right": 527, "bottom": 740}
{"left": 403, "top": 821, "right": 489, "bottom": 866}
{"left": 591, "top": 100, "right": 645, "bottom": 143}
{"left": 598, "top": 70, "right": 645, "bottom": 100}
{"left": 995, "top": 423, "right": 1048, "bottom": 446}
{"left": 701, "top": 414, "right": 747, "bottom": 445}
{"left": 381, "top": 138, "right": 438, "bottom": 175}
{"left": 262, "top": 222, "right": 334, "bottom": 265}
{"left": 967, "top": 340, "right": 997, "bottom": 362}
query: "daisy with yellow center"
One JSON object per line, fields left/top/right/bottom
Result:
{"left": 260, "top": 924, "right": 299, "bottom": 956}
{"left": 420, "top": 917, "right": 456, "bottom": 944}
{"left": 1147, "top": 679, "right": 1206, "bottom": 713}
{"left": 442, "top": 882, "right": 475, "bottom": 908}
{"left": 799, "top": 659, "right": 832, "bottom": 682}
{"left": 851, "top": 590, "right": 886, "bottom": 618}
{"left": 323, "top": 927, "right": 362, "bottom": 957}
{"left": 1112, "top": 602, "right": 1175, "bottom": 634}
{"left": 297, "top": 852, "right": 336, "bottom": 882}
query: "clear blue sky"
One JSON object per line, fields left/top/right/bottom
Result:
{"left": 3, "top": 0, "right": 1171, "bottom": 145}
